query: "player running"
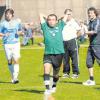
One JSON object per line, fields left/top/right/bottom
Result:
{"left": 0, "top": 8, "right": 23, "bottom": 84}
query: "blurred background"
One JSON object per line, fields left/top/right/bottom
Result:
{"left": 0, "top": 0, "right": 100, "bottom": 23}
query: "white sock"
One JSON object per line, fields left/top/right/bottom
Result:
{"left": 13, "top": 64, "right": 19, "bottom": 80}
{"left": 8, "top": 64, "right": 14, "bottom": 76}
{"left": 44, "top": 80, "right": 50, "bottom": 86}
{"left": 53, "top": 82, "right": 56, "bottom": 85}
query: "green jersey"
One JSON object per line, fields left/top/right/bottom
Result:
{"left": 41, "top": 20, "right": 65, "bottom": 54}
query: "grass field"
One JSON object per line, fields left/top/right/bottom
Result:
{"left": 0, "top": 38, "right": 100, "bottom": 100}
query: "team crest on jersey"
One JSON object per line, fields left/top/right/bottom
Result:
{"left": 55, "top": 27, "right": 58, "bottom": 29}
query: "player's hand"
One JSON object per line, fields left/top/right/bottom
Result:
{"left": 86, "top": 31, "right": 94, "bottom": 35}
{"left": 17, "top": 31, "right": 24, "bottom": 36}
{"left": 21, "top": 32, "right": 24, "bottom": 36}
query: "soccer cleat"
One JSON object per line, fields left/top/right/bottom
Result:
{"left": 50, "top": 87, "right": 56, "bottom": 93}
{"left": 62, "top": 73, "right": 70, "bottom": 78}
{"left": 11, "top": 79, "right": 19, "bottom": 84}
{"left": 71, "top": 74, "right": 78, "bottom": 79}
{"left": 83, "top": 79, "right": 95, "bottom": 86}
{"left": 44, "top": 91, "right": 54, "bottom": 100}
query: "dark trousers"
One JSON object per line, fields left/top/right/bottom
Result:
{"left": 30, "top": 38, "right": 34, "bottom": 45}
{"left": 63, "top": 38, "right": 79, "bottom": 74}
{"left": 86, "top": 45, "right": 100, "bottom": 68}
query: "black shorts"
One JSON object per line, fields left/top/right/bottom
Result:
{"left": 43, "top": 54, "right": 63, "bottom": 69}
{"left": 43, "top": 54, "right": 63, "bottom": 76}
{"left": 86, "top": 46, "right": 100, "bottom": 68}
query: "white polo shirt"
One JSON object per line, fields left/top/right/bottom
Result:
{"left": 62, "top": 18, "right": 81, "bottom": 41}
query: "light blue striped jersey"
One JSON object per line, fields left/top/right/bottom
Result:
{"left": 0, "top": 19, "right": 21, "bottom": 44}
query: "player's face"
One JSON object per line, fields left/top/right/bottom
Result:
{"left": 5, "top": 12, "right": 13, "bottom": 21}
{"left": 88, "top": 10, "right": 96, "bottom": 20}
{"left": 66, "top": 11, "right": 72, "bottom": 21}
{"left": 47, "top": 16, "right": 57, "bottom": 27}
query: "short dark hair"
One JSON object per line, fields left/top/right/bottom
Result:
{"left": 5, "top": 8, "right": 14, "bottom": 16}
{"left": 64, "top": 9, "right": 72, "bottom": 14}
{"left": 47, "top": 14, "right": 57, "bottom": 21}
{"left": 88, "top": 7, "right": 98, "bottom": 16}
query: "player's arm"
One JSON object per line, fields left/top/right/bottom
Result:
{"left": 85, "top": 28, "right": 99, "bottom": 35}
{"left": 85, "top": 31, "right": 95, "bottom": 35}
{"left": 0, "top": 23, "right": 10, "bottom": 37}
{"left": 0, "top": 32, "right": 10, "bottom": 37}
{"left": 39, "top": 13, "right": 47, "bottom": 24}
{"left": 62, "top": 14, "right": 67, "bottom": 23}
{"left": 58, "top": 15, "right": 67, "bottom": 27}
{"left": 17, "top": 23, "right": 24, "bottom": 36}
{"left": 76, "top": 30, "right": 81, "bottom": 37}
{"left": 74, "top": 22, "right": 81, "bottom": 37}
{"left": 86, "top": 20, "right": 100, "bottom": 35}
{"left": 0, "top": 26, "right": 9, "bottom": 37}
{"left": 0, "top": 33, "right": 4, "bottom": 37}
{"left": 17, "top": 31, "right": 24, "bottom": 36}
{"left": 0, "top": 24, "right": 5, "bottom": 37}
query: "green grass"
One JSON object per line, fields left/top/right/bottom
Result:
{"left": 0, "top": 38, "right": 100, "bottom": 100}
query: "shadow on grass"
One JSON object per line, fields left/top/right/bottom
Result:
{"left": 38, "top": 75, "right": 62, "bottom": 78}
{"left": 94, "top": 87, "right": 100, "bottom": 91}
{"left": 38, "top": 75, "right": 43, "bottom": 77}
{"left": 61, "top": 81, "right": 100, "bottom": 86}
{"left": 0, "top": 81, "right": 11, "bottom": 84}
{"left": 14, "top": 89, "right": 44, "bottom": 94}
{"left": 14, "top": 89, "right": 56, "bottom": 99}
{"left": 60, "top": 80, "right": 82, "bottom": 85}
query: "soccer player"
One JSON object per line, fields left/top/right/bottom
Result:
{"left": 0, "top": 8, "right": 23, "bottom": 84}
{"left": 83, "top": 7, "right": 100, "bottom": 86}
{"left": 40, "top": 13, "right": 67, "bottom": 94}
{"left": 62, "top": 9, "right": 81, "bottom": 79}
{"left": 21, "top": 23, "right": 33, "bottom": 46}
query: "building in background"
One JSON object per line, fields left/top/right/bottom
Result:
{"left": 0, "top": 0, "right": 6, "bottom": 20}
{"left": 0, "top": 0, "right": 100, "bottom": 23}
